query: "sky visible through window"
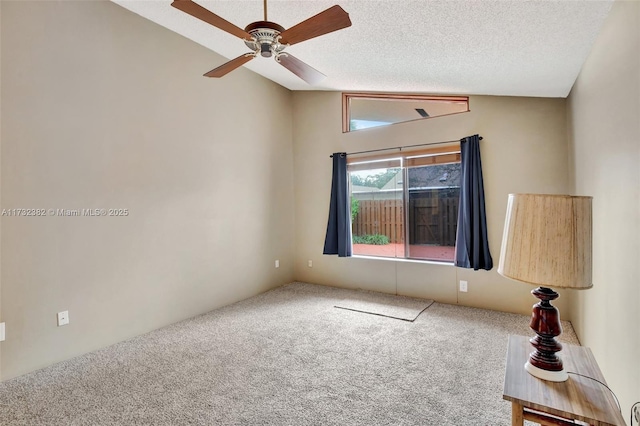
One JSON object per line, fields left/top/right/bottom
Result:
{"left": 349, "top": 119, "right": 392, "bottom": 130}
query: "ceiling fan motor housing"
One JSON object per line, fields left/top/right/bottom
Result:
{"left": 244, "top": 21, "right": 287, "bottom": 58}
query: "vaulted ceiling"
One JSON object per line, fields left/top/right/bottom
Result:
{"left": 113, "top": 0, "right": 613, "bottom": 97}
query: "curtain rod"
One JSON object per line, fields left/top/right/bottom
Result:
{"left": 329, "top": 136, "right": 483, "bottom": 158}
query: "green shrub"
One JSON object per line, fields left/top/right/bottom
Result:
{"left": 352, "top": 234, "right": 390, "bottom": 245}
{"left": 352, "top": 235, "right": 367, "bottom": 244}
{"left": 351, "top": 197, "right": 359, "bottom": 222}
{"left": 367, "top": 234, "right": 390, "bottom": 245}
{"left": 352, "top": 235, "right": 365, "bottom": 244}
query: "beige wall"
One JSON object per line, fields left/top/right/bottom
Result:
{"left": 293, "top": 92, "right": 571, "bottom": 316}
{"left": 567, "top": 0, "right": 640, "bottom": 415}
{"left": 0, "top": 1, "right": 294, "bottom": 379}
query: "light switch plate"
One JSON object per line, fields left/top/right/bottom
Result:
{"left": 0, "top": 322, "right": 5, "bottom": 341}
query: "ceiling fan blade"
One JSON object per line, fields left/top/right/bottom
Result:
{"left": 204, "top": 54, "right": 255, "bottom": 78}
{"left": 171, "top": 0, "right": 253, "bottom": 40}
{"left": 279, "top": 5, "right": 351, "bottom": 46}
{"left": 277, "top": 54, "right": 326, "bottom": 85}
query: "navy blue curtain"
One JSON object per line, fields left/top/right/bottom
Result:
{"left": 455, "top": 135, "right": 493, "bottom": 270}
{"left": 323, "top": 153, "right": 352, "bottom": 257}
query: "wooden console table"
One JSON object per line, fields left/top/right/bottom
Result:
{"left": 503, "top": 335, "right": 625, "bottom": 426}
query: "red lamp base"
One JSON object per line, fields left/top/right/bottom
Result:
{"left": 526, "top": 286, "right": 568, "bottom": 382}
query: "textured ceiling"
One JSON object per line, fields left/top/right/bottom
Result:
{"left": 112, "top": 0, "right": 613, "bottom": 97}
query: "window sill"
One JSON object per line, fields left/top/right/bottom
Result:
{"left": 351, "top": 255, "right": 454, "bottom": 267}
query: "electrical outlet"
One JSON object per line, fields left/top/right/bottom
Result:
{"left": 459, "top": 280, "right": 468, "bottom": 292}
{"left": 0, "top": 322, "right": 5, "bottom": 342}
{"left": 308, "top": 260, "right": 313, "bottom": 267}
{"left": 57, "top": 311, "right": 69, "bottom": 327}
{"left": 275, "top": 259, "right": 279, "bottom": 268}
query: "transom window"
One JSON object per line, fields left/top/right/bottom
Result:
{"left": 342, "top": 93, "right": 469, "bottom": 133}
{"left": 349, "top": 148, "right": 461, "bottom": 262}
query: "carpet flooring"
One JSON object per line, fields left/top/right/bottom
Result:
{"left": 0, "top": 282, "right": 579, "bottom": 425}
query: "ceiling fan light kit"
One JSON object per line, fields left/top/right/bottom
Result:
{"left": 171, "top": 0, "right": 352, "bottom": 84}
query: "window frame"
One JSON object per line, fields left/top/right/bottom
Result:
{"left": 342, "top": 92, "right": 470, "bottom": 133}
{"left": 348, "top": 145, "right": 461, "bottom": 263}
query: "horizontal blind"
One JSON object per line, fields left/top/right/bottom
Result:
{"left": 347, "top": 145, "right": 460, "bottom": 169}
{"left": 406, "top": 152, "right": 460, "bottom": 167}
{"left": 347, "top": 158, "right": 401, "bottom": 172}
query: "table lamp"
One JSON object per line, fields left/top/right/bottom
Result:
{"left": 498, "top": 194, "right": 592, "bottom": 382}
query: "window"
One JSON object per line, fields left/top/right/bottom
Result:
{"left": 349, "top": 148, "right": 461, "bottom": 262}
{"left": 343, "top": 93, "right": 469, "bottom": 133}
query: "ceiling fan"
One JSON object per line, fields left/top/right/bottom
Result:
{"left": 171, "top": 0, "right": 352, "bottom": 84}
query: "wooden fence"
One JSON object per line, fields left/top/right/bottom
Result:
{"left": 352, "top": 199, "right": 404, "bottom": 243}
{"left": 408, "top": 197, "right": 458, "bottom": 246}
{"left": 352, "top": 196, "right": 459, "bottom": 246}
